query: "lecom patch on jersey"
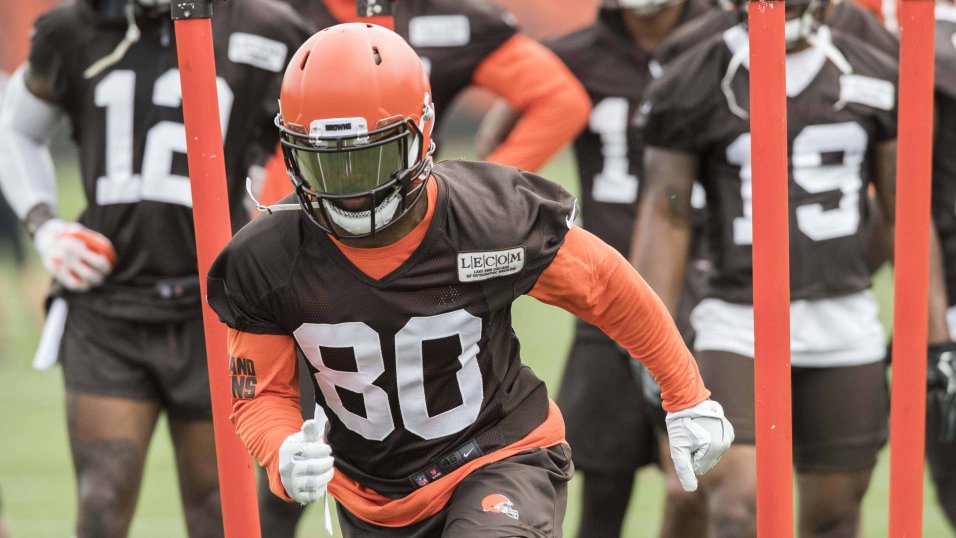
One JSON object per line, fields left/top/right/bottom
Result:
{"left": 457, "top": 247, "right": 525, "bottom": 282}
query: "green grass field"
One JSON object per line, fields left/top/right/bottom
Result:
{"left": 0, "top": 148, "right": 952, "bottom": 536}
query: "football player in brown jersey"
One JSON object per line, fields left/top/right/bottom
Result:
{"left": 929, "top": 0, "right": 956, "bottom": 529}
{"left": 0, "top": 0, "right": 311, "bottom": 536}
{"left": 253, "top": 5, "right": 588, "bottom": 531}
{"left": 657, "top": 0, "right": 898, "bottom": 65}
{"left": 207, "top": 23, "right": 734, "bottom": 537}
{"left": 255, "top": 0, "right": 590, "bottom": 208}
{"left": 632, "top": 0, "right": 950, "bottom": 536}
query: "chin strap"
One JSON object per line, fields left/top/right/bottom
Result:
{"left": 83, "top": 2, "right": 141, "bottom": 79}
{"left": 245, "top": 177, "right": 303, "bottom": 214}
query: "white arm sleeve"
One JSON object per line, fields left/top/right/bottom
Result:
{"left": 0, "top": 65, "right": 63, "bottom": 220}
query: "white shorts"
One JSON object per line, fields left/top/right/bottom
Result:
{"left": 946, "top": 305, "right": 956, "bottom": 337}
{"left": 691, "top": 290, "right": 886, "bottom": 367}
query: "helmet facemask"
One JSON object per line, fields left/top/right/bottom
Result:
{"left": 278, "top": 107, "right": 435, "bottom": 239}
{"left": 783, "top": 0, "right": 827, "bottom": 49}
{"left": 732, "top": 0, "right": 829, "bottom": 49}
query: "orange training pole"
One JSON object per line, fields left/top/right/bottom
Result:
{"left": 172, "top": 2, "right": 261, "bottom": 536}
{"left": 748, "top": 1, "right": 794, "bottom": 536}
{"left": 889, "top": 0, "right": 935, "bottom": 535}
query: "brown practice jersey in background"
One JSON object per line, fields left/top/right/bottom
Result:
{"left": 281, "top": 0, "right": 516, "bottom": 128}
{"left": 392, "top": 0, "right": 517, "bottom": 122}
{"left": 548, "top": 2, "right": 709, "bottom": 344}
{"left": 643, "top": 26, "right": 898, "bottom": 303}
{"left": 208, "top": 160, "right": 576, "bottom": 496}
{"left": 657, "top": 0, "right": 897, "bottom": 66}
{"left": 28, "top": 0, "right": 312, "bottom": 321}
{"left": 932, "top": 4, "right": 956, "bottom": 306}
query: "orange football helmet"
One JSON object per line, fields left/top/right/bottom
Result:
{"left": 277, "top": 23, "right": 435, "bottom": 238}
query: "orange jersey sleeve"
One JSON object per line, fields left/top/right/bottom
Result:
{"left": 529, "top": 226, "right": 710, "bottom": 412}
{"left": 472, "top": 34, "right": 590, "bottom": 172}
{"left": 227, "top": 329, "right": 303, "bottom": 502}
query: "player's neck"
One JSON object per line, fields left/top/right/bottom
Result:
{"left": 620, "top": 4, "right": 685, "bottom": 53}
{"left": 333, "top": 188, "right": 429, "bottom": 249}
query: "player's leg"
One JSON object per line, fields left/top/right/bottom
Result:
{"left": 441, "top": 443, "right": 574, "bottom": 537}
{"left": 791, "top": 363, "right": 887, "bottom": 538}
{"left": 258, "top": 354, "right": 317, "bottom": 537}
{"left": 168, "top": 419, "right": 222, "bottom": 538}
{"left": 67, "top": 391, "right": 160, "bottom": 537}
{"left": 926, "top": 401, "right": 956, "bottom": 528}
{"left": 577, "top": 472, "right": 635, "bottom": 537}
{"left": 61, "top": 308, "right": 162, "bottom": 537}
{"left": 693, "top": 350, "right": 758, "bottom": 538}
{"left": 0, "top": 484, "right": 10, "bottom": 538}
{"left": 556, "top": 336, "right": 655, "bottom": 537}
{"left": 159, "top": 317, "right": 223, "bottom": 537}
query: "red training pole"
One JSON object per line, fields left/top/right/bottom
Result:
{"left": 889, "top": 0, "right": 935, "bottom": 535}
{"left": 172, "top": 3, "right": 261, "bottom": 536}
{"left": 748, "top": 2, "right": 794, "bottom": 536}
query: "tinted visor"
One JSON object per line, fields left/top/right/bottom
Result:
{"left": 281, "top": 119, "right": 413, "bottom": 197}
{"left": 289, "top": 139, "right": 406, "bottom": 195}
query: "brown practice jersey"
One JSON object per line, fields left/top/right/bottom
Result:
{"left": 932, "top": 4, "right": 956, "bottom": 306}
{"left": 658, "top": 0, "right": 897, "bottom": 65}
{"left": 207, "top": 160, "right": 576, "bottom": 495}
{"left": 278, "top": 0, "right": 517, "bottom": 135}
{"left": 547, "top": 3, "right": 708, "bottom": 343}
{"left": 548, "top": 2, "right": 709, "bottom": 258}
{"left": 29, "top": 0, "right": 312, "bottom": 320}
{"left": 644, "top": 25, "right": 898, "bottom": 303}
{"left": 392, "top": 0, "right": 517, "bottom": 120}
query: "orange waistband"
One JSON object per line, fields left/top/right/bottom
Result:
{"left": 328, "top": 399, "right": 567, "bottom": 527}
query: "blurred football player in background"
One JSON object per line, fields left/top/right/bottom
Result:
{"left": 0, "top": 0, "right": 311, "bottom": 535}
{"left": 208, "top": 22, "right": 733, "bottom": 537}
{"left": 475, "top": 0, "right": 717, "bottom": 535}
{"left": 928, "top": 0, "right": 956, "bottom": 529}
{"left": 256, "top": 0, "right": 590, "bottom": 207}
{"left": 658, "top": 0, "right": 897, "bottom": 64}
{"left": 632, "top": 1, "right": 951, "bottom": 537}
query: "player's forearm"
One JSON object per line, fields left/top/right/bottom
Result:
{"left": 929, "top": 224, "right": 951, "bottom": 344}
{"left": 232, "top": 396, "right": 302, "bottom": 501}
{"left": 226, "top": 329, "right": 304, "bottom": 500}
{"left": 629, "top": 149, "right": 696, "bottom": 315}
{"left": 0, "top": 67, "right": 61, "bottom": 222}
{"left": 473, "top": 35, "right": 590, "bottom": 171}
{"left": 474, "top": 100, "right": 520, "bottom": 162}
{"left": 483, "top": 81, "right": 590, "bottom": 171}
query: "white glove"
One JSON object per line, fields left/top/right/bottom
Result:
{"left": 278, "top": 419, "right": 335, "bottom": 505}
{"left": 665, "top": 399, "right": 735, "bottom": 492}
{"left": 34, "top": 218, "right": 116, "bottom": 291}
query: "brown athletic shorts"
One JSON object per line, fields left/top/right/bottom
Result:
{"left": 697, "top": 350, "right": 888, "bottom": 472}
{"left": 60, "top": 305, "right": 212, "bottom": 420}
{"left": 336, "top": 444, "right": 573, "bottom": 537}
{"left": 557, "top": 335, "right": 658, "bottom": 473}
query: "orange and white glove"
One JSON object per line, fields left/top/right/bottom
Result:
{"left": 34, "top": 218, "right": 117, "bottom": 291}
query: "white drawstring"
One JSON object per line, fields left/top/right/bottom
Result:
{"left": 721, "top": 44, "right": 751, "bottom": 120}
{"left": 83, "top": 2, "right": 141, "bottom": 79}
